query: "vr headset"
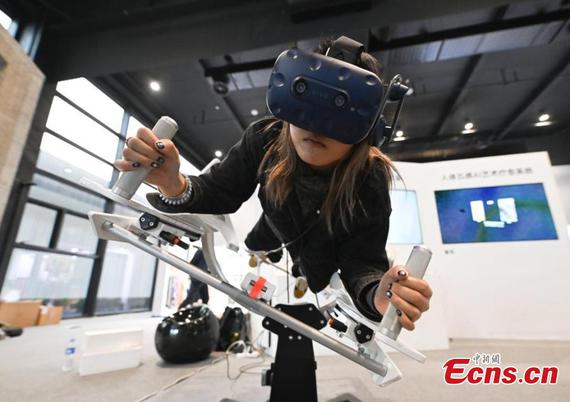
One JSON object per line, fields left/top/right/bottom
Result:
{"left": 266, "top": 36, "right": 408, "bottom": 147}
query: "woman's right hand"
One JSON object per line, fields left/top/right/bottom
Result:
{"left": 114, "top": 127, "right": 186, "bottom": 197}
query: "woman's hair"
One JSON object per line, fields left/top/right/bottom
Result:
{"left": 259, "top": 38, "right": 400, "bottom": 234}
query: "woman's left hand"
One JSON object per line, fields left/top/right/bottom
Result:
{"left": 373, "top": 265, "right": 433, "bottom": 331}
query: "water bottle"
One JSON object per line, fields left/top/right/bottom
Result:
{"left": 62, "top": 338, "right": 76, "bottom": 372}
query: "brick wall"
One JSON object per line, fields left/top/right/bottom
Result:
{"left": 0, "top": 27, "right": 44, "bottom": 220}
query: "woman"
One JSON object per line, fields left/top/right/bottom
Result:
{"left": 114, "top": 40, "right": 433, "bottom": 331}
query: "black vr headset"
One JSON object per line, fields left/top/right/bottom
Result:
{"left": 266, "top": 36, "right": 409, "bottom": 147}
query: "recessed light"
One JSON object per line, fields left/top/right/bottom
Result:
{"left": 534, "top": 121, "right": 552, "bottom": 127}
{"left": 461, "top": 129, "right": 476, "bottom": 134}
{"left": 464, "top": 121, "right": 474, "bottom": 130}
{"left": 214, "top": 105, "right": 220, "bottom": 111}
{"left": 250, "top": 109, "right": 259, "bottom": 116}
{"left": 393, "top": 136, "right": 406, "bottom": 142}
{"left": 149, "top": 81, "right": 161, "bottom": 92}
{"left": 63, "top": 168, "right": 73, "bottom": 174}
{"left": 214, "top": 150, "right": 223, "bottom": 158}
{"left": 395, "top": 130, "right": 404, "bottom": 137}
{"left": 538, "top": 113, "right": 550, "bottom": 122}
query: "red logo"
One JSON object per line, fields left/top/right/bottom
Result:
{"left": 443, "top": 354, "right": 558, "bottom": 385}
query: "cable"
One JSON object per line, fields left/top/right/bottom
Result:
{"left": 224, "top": 331, "right": 269, "bottom": 381}
{"left": 134, "top": 355, "right": 226, "bottom": 402}
{"left": 136, "top": 332, "right": 269, "bottom": 401}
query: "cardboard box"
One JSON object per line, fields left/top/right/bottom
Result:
{"left": 0, "top": 300, "right": 42, "bottom": 327}
{"left": 36, "top": 305, "right": 64, "bottom": 326}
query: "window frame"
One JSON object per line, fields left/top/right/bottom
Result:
{"left": 0, "top": 79, "right": 163, "bottom": 318}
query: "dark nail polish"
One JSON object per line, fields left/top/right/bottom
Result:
{"left": 388, "top": 283, "right": 393, "bottom": 290}
{"left": 156, "top": 156, "right": 165, "bottom": 164}
{"left": 394, "top": 278, "right": 399, "bottom": 283}
{"left": 386, "top": 290, "right": 392, "bottom": 299}
{"left": 132, "top": 162, "right": 141, "bottom": 168}
{"left": 151, "top": 161, "right": 159, "bottom": 168}
{"left": 156, "top": 141, "right": 165, "bottom": 150}
{"left": 396, "top": 309, "right": 402, "bottom": 316}
{"left": 398, "top": 270, "right": 407, "bottom": 277}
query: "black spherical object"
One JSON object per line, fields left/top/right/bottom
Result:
{"left": 155, "top": 305, "right": 220, "bottom": 364}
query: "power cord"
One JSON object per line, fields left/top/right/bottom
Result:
{"left": 134, "top": 355, "right": 226, "bottom": 402}
{"left": 225, "top": 330, "right": 269, "bottom": 381}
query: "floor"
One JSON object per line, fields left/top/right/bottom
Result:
{"left": 0, "top": 313, "right": 568, "bottom": 402}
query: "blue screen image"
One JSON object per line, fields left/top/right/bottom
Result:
{"left": 387, "top": 190, "right": 423, "bottom": 245}
{"left": 435, "top": 183, "right": 558, "bottom": 244}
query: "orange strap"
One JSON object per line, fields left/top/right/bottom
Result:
{"left": 249, "top": 277, "right": 267, "bottom": 299}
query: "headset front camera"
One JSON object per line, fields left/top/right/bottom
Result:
{"left": 293, "top": 79, "right": 308, "bottom": 95}
{"left": 334, "top": 93, "right": 347, "bottom": 108}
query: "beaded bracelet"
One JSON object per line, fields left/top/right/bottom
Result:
{"left": 158, "top": 175, "right": 193, "bottom": 206}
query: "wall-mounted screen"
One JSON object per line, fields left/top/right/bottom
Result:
{"left": 387, "top": 190, "right": 423, "bottom": 245}
{"left": 435, "top": 183, "right": 558, "bottom": 244}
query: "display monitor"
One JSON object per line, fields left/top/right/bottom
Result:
{"left": 387, "top": 190, "right": 423, "bottom": 244}
{"left": 435, "top": 183, "right": 558, "bottom": 244}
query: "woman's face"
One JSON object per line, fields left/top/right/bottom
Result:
{"left": 289, "top": 124, "right": 352, "bottom": 170}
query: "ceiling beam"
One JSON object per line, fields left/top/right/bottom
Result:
{"left": 492, "top": 50, "right": 570, "bottom": 143}
{"left": 36, "top": 0, "right": 517, "bottom": 80}
{"left": 369, "top": 7, "right": 570, "bottom": 51}
{"left": 430, "top": 54, "right": 484, "bottom": 137}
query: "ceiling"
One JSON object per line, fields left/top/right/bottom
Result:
{"left": 3, "top": 0, "right": 570, "bottom": 168}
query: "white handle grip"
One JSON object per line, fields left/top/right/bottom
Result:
{"left": 378, "top": 245, "right": 432, "bottom": 340}
{"left": 112, "top": 116, "right": 178, "bottom": 199}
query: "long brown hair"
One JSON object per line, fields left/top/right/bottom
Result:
{"left": 259, "top": 39, "right": 400, "bottom": 233}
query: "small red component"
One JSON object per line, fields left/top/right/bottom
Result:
{"left": 249, "top": 277, "right": 267, "bottom": 299}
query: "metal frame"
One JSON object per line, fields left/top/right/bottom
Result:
{"left": 107, "top": 223, "right": 390, "bottom": 377}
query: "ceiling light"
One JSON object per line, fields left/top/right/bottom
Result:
{"left": 214, "top": 150, "right": 223, "bottom": 158}
{"left": 214, "top": 105, "right": 220, "bottom": 111}
{"left": 250, "top": 109, "right": 259, "bottom": 117}
{"left": 464, "top": 121, "right": 474, "bottom": 130}
{"left": 534, "top": 121, "right": 552, "bottom": 127}
{"left": 149, "top": 81, "right": 161, "bottom": 92}
{"left": 538, "top": 113, "right": 550, "bottom": 122}
{"left": 393, "top": 136, "right": 406, "bottom": 142}
{"left": 461, "top": 129, "right": 476, "bottom": 134}
{"left": 395, "top": 130, "right": 404, "bottom": 137}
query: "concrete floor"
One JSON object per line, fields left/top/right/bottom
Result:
{"left": 0, "top": 313, "right": 568, "bottom": 402}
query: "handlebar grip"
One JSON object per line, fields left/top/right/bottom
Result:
{"left": 112, "top": 116, "right": 178, "bottom": 199}
{"left": 378, "top": 245, "right": 432, "bottom": 340}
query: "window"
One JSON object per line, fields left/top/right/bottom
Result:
{"left": 29, "top": 174, "right": 106, "bottom": 215}
{"left": 1, "top": 249, "right": 94, "bottom": 317}
{"left": 95, "top": 205, "right": 157, "bottom": 314}
{"left": 46, "top": 97, "right": 120, "bottom": 162}
{"left": 56, "top": 78, "right": 124, "bottom": 132}
{"left": 0, "top": 9, "right": 12, "bottom": 30}
{"left": 1, "top": 75, "right": 159, "bottom": 318}
{"left": 57, "top": 215, "right": 99, "bottom": 255}
{"left": 37, "top": 132, "right": 114, "bottom": 187}
{"left": 15, "top": 203, "right": 57, "bottom": 247}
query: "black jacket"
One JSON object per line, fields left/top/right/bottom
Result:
{"left": 147, "top": 118, "right": 392, "bottom": 321}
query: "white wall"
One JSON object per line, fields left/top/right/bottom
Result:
{"left": 552, "top": 165, "right": 570, "bottom": 226}
{"left": 427, "top": 152, "right": 570, "bottom": 340}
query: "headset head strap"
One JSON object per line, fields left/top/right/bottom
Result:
{"left": 326, "top": 36, "right": 365, "bottom": 65}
